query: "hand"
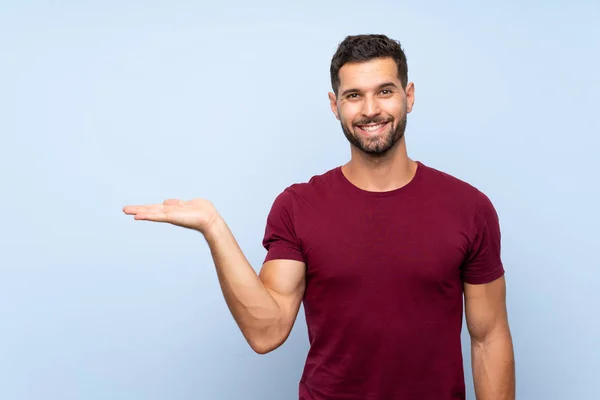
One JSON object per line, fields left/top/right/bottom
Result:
{"left": 123, "top": 198, "right": 221, "bottom": 234}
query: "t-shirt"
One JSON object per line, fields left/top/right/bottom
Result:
{"left": 262, "top": 160, "right": 505, "bottom": 400}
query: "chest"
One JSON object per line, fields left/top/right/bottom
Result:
{"left": 297, "top": 201, "right": 469, "bottom": 292}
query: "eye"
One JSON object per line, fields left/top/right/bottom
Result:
{"left": 347, "top": 93, "right": 360, "bottom": 99}
{"left": 380, "top": 89, "right": 393, "bottom": 95}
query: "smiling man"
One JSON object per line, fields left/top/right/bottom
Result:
{"left": 123, "top": 34, "right": 516, "bottom": 399}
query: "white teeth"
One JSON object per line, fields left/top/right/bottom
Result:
{"left": 360, "top": 123, "right": 386, "bottom": 131}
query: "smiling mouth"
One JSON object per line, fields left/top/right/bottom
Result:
{"left": 355, "top": 121, "right": 390, "bottom": 135}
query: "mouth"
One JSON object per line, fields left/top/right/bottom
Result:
{"left": 355, "top": 121, "right": 390, "bottom": 136}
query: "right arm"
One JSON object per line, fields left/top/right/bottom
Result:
{"left": 123, "top": 197, "right": 306, "bottom": 354}
{"left": 205, "top": 217, "right": 306, "bottom": 354}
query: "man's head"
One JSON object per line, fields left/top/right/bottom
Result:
{"left": 329, "top": 34, "right": 415, "bottom": 156}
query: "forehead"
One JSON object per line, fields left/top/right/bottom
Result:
{"left": 337, "top": 57, "right": 400, "bottom": 91}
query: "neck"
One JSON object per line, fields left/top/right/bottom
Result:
{"left": 342, "top": 138, "right": 418, "bottom": 192}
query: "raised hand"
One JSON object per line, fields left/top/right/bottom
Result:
{"left": 122, "top": 198, "right": 220, "bottom": 234}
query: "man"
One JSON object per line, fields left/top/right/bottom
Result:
{"left": 123, "top": 34, "right": 516, "bottom": 399}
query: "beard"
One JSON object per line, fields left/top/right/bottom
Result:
{"left": 340, "top": 110, "right": 407, "bottom": 156}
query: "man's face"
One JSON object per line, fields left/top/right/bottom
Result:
{"left": 329, "top": 57, "right": 415, "bottom": 156}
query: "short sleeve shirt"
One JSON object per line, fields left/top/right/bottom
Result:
{"left": 262, "top": 161, "right": 505, "bottom": 400}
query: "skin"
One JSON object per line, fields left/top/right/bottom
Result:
{"left": 465, "top": 274, "right": 516, "bottom": 399}
{"left": 328, "top": 57, "right": 416, "bottom": 192}
{"left": 123, "top": 56, "right": 515, "bottom": 398}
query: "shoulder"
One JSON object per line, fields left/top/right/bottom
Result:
{"left": 419, "top": 161, "right": 493, "bottom": 207}
{"left": 418, "top": 161, "right": 500, "bottom": 229}
{"left": 266, "top": 167, "right": 340, "bottom": 215}
{"left": 276, "top": 167, "right": 339, "bottom": 201}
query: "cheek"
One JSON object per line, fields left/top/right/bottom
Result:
{"left": 338, "top": 105, "right": 360, "bottom": 125}
{"left": 379, "top": 97, "right": 405, "bottom": 115}
{"left": 391, "top": 99, "right": 407, "bottom": 117}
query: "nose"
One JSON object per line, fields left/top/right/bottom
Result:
{"left": 361, "top": 95, "right": 381, "bottom": 118}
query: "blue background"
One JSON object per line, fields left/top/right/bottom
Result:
{"left": 1, "top": 1, "right": 598, "bottom": 398}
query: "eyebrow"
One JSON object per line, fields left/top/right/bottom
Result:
{"left": 340, "top": 82, "right": 399, "bottom": 97}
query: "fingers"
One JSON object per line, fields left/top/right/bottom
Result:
{"left": 123, "top": 199, "right": 183, "bottom": 214}
{"left": 123, "top": 205, "right": 163, "bottom": 215}
{"left": 124, "top": 205, "right": 170, "bottom": 222}
{"left": 163, "top": 199, "right": 181, "bottom": 205}
{"left": 133, "top": 212, "right": 169, "bottom": 222}
{"left": 123, "top": 199, "right": 183, "bottom": 223}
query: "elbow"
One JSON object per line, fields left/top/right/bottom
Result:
{"left": 246, "top": 326, "right": 288, "bottom": 355}
{"left": 470, "top": 324, "right": 512, "bottom": 348}
{"left": 250, "top": 343, "right": 276, "bottom": 355}
{"left": 248, "top": 336, "right": 283, "bottom": 355}
{"left": 468, "top": 328, "right": 488, "bottom": 346}
{"left": 241, "top": 311, "right": 292, "bottom": 354}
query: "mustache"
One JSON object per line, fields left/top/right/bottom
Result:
{"left": 353, "top": 117, "right": 392, "bottom": 126}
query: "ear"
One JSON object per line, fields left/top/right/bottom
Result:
{"left": 405, "top": 82, "right": 415, "bottom": 114}
{"left": 328, "top": 92, "right": 340, "bottom": 120}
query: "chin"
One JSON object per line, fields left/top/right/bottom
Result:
{"left": 357, "top": 132, "right": 404, "bottom": 156}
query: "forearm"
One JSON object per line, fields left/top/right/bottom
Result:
{"left": 471, "top": 330, "right": 516, "bottom": 399}
{"left": 204, "top": 216, "right": 282, "bottom": 352}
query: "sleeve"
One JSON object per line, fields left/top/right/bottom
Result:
{"left": 461, "top": 191, "right": 506, "bottom": 284}
{"left": 262, "top": 189, "right": 305, "bottom": 264}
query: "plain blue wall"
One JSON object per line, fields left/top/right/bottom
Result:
{"left": 1, "top": 1, "right": 598, "bottom": 399}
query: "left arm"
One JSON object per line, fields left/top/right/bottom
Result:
{"left": 465, "top": 276, "right": 515, "bottom": 399}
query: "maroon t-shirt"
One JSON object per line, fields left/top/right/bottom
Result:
{"left": 262, "top": 161, "right": 505, "bottom": 400}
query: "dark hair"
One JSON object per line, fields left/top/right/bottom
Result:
{"left": 330, "top": 34, "right": 408, "bottom": 94}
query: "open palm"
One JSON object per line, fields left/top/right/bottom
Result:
{"left": 122, "top": 198, "right": 219, "bottom": 233}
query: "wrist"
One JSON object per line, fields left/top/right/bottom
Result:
{"left": 202, "top": 213, "right": 227, "bottom": 242}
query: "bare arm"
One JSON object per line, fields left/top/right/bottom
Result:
{"left": 123, "top": 198, "right": 306, "bottom": 354}
{"left": 206, "top": 217, "right": 306, "bottom": 354}
{"left": 465, "top": 276, "right": 516, "bottom": 399}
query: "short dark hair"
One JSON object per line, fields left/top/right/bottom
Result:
{"left": 330, "top": 34, "right": 408, "bottom": 95}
